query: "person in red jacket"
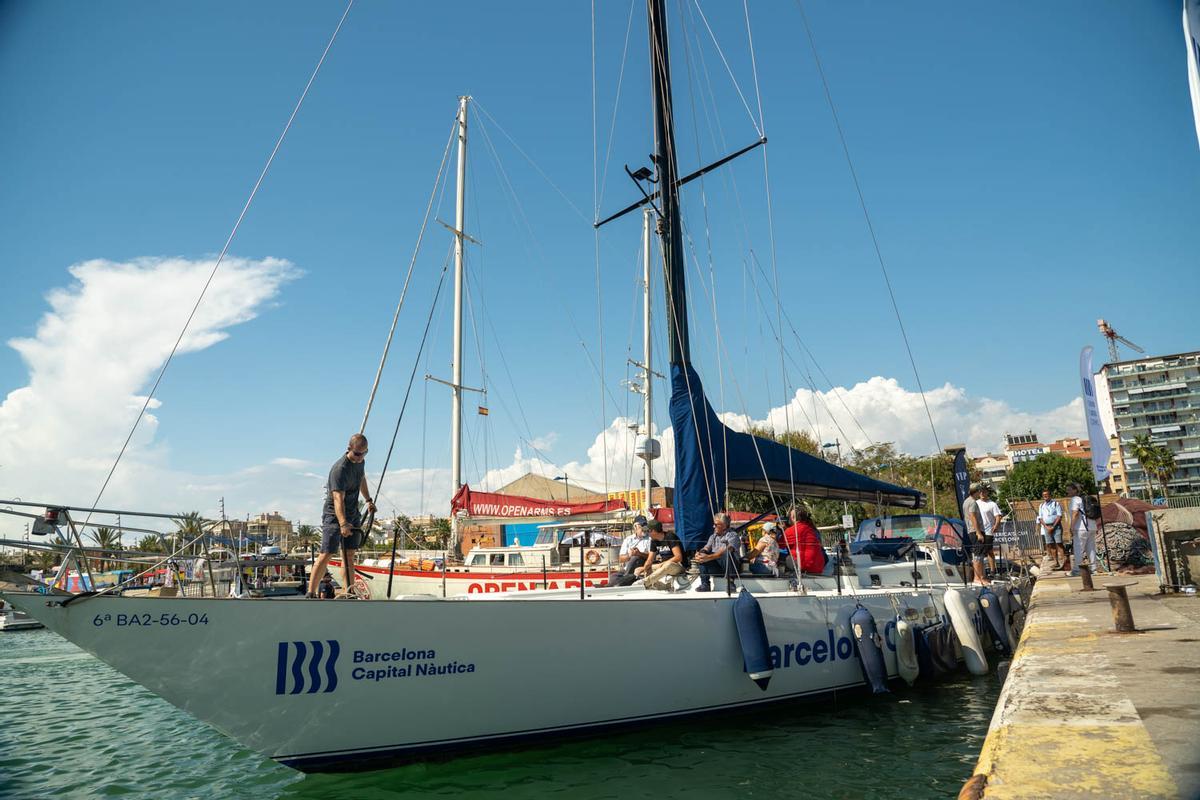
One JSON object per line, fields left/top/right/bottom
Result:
{"left": 782, "top": 503, "right": 828, "bottom": 575}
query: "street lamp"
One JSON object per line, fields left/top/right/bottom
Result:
{"left": 821, "top": 440, "right": 842, "bottom": 464}
{"left": 553, "top": 474, "right": 569, "bottom": 502}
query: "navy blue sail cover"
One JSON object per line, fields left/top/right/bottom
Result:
{"left": 670, "top": 363, "right": 924, "bottom": 552}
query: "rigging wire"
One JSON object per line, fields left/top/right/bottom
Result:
{"left": 371, "top": 248, "right": 454, "bottom": 508}
{"left": 736, "top": 0, "right": 795, "bottom": 506}
{"left": 597, "top": 0, "right": 640, "bottom": 213}
{"left": 82, "top": 0, "right": 355, "bottom": 524}
{"left": 794, "top": 0, "right": 942, "bottom": 453}
{"left": 592, "top": 0, "right": 611, "bottom": 496}
{"left": 360, "top": 115, "right": 458, "bottom": 433}
{"left": 689, "top": 0, "right": 763, "bottom": 138}
{"left": 471, "top": 107, "right": 624, "bottom": 414}
{"left": 679, "top": 0, "right": 731, "bottom": 501}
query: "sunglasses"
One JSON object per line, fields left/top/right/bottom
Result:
{"left": 349, "top": 449, "right": 368, "bottom": 457}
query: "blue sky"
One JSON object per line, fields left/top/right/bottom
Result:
{"left": 1, "top": 1, "right": 1197, "bottom": 528}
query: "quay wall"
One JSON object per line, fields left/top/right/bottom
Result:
{"left": 960, "top": 569, "right": 1199, "bottom": 800}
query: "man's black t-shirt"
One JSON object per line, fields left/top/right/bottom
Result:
{"left": 322, "top": 455, "right": 364, "bottom": 527}
{"left": 651, "top": 532, "right": 685, "bottom": 566}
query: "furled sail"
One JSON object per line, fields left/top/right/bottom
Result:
{"left": 670, "top": 362, "right": 922, "bottom": 551}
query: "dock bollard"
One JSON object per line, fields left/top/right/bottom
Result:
{"left": 1079, "top": 564, "right": 1095, "bottom": 591}
{"left": 1104, "top": 583, "right": 1136, "bottom": 632}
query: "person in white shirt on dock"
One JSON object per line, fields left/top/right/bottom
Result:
{"left": 1067, "top": 482, "right": 1099, "bottom": 576}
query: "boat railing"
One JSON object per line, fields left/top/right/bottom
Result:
{"left": 0, "top": 500, "right": 281, "bottom": 600}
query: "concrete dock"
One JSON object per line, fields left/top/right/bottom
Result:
{"left": 962, "top": 566, "right": 1200, "bottom": 799}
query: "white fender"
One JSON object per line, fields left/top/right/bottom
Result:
{"left": 895, "top": 617, "right": 920, "bottom": 686}
{"left": 944, "top": 587, "right": 988, "bottom": 676}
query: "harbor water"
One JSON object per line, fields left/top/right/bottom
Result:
{"left": 1, "top": 629, "right": 999, "bottom": 799}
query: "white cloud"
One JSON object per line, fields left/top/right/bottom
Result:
{"left": 0, "top": 256, "right": 1087, "bottom": 538}
{"left": 464, "top": 378, "right": 1084, "bottom": 502}
{"left": 271, "top": 457, "right": 313, "bottom": 469}
{"left": 527, "top": 432, "right": 559, "bottom": 452}
{"left": 0, "top": 256, "right": 298, "bottom": 539}
{"left": 760, "top": 377, "right": 1083, "bottom": 457}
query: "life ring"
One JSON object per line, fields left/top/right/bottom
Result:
{"left": 585, "top": 549, "right": 602, "bottom": 566}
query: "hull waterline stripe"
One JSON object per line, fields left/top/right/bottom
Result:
{"left": 275, "top": 679, "right": 867, "bottom": 769}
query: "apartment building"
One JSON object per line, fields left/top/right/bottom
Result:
{"left": 1097, "top": 350, "right": 1200, "bottom": 496}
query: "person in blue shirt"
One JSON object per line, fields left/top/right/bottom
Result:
{"left": 1037, "top": 489, "right": 1066, "bottom": 570}
{"left": 693, "top": 512, "right": 740, "bottom": 592}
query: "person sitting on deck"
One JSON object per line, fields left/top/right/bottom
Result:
{"left": 692, "top": 512, "right": 741, "bottom": 592}
{"left": 609, "top": 516, "right": 651, "bottom": 587}
{"left": 318, "top": 573, "right": 335, "bottom": 599}
{"left": 782, "top": 503, "right": 829, "bottom": 576}
{"left": 638, "top": 520, "right": 686, "bottom": 589}
{"left": 746, "top": 522, "right": 781, "bottom": 576}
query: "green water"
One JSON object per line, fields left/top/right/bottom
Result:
{"left": 0, "top": 629, "right": 998, "bottom": 800}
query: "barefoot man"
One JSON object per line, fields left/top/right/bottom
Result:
{"left": 308, "top": 433, "right": 376, "bottom": 598}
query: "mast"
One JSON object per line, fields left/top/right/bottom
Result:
{"left": 640, "top": 207, "right": 660, "bottom": 512}
{"left": 647, "top": 0, "right": 689, "bottom": 367}
{"left": 450, "top": 95, "right": 469, "bottom": 548}
{"left": 643, "top": 208, "right": 654, "bottom": 510}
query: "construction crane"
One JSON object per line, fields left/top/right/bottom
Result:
{"left": 1097, "top": 319, "right": 1145, "bottom": 363}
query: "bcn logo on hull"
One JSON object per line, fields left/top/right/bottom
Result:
{"left": 276, "top": 640, "right": 341, "bottom": 695}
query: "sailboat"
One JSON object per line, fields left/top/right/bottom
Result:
{"left": 2, "top": 0, "right": 1026, "bottom": 772}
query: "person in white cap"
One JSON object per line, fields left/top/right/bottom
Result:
{"left": 609, "top": 516, "right": 651, "bottom": 586}
{"left": 746, "top": 521, "right": 781, "bottom": 576}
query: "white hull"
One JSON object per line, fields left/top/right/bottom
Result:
{"left": 2, "top": 583, "right": 992, "bottom": 771}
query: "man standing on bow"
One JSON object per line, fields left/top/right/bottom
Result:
{"left": 308, "top": 433, "right": 376, "bottom": 599}
{"left": 962, "top": 482, "right": 989, "bottom": 585}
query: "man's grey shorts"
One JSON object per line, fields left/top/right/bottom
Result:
{"left": 321, "top": 523, "right": 364, "bottom": 554}
{"left": 1041, "top": 527, "right": 1063, "bottom": 545}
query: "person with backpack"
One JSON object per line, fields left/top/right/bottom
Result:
{"left": 1067, "top": 482, "right": 1100, "bottom": 576}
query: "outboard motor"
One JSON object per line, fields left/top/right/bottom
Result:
{"left": 850, "top": 606, "right": 889, "bottom": 694}
{"left": 978, "top": 586, "right": 1012, "bottom": 656}
{"left": 733, "top": 589, "right": 773, "bottom": 690}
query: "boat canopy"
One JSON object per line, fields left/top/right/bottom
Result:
{"left": 671, "top": 363, "right": 924, "bottom": 551}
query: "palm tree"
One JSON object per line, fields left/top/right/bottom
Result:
{"left": 89, "top": 526, "right": 122, "bottom": 571}
{"left": 294, "top": 524, "right": 319, "bottom": 553}
{"left": 174, "top": 511, "right": 205, "bottom": 554}
{"left": 137, "top": 534, "right": 165, "bottom": 553}
{"left": 33, "top": 547, "right": 58, "bottom": 572}
{"left": 1128, "top": 435, "right": 1158, "bottom": 500}
{"left": 1129, "top": 435, "right": 1177, "bottom": 500}
{"left": 1147, "top": 447, "right": 1177, "bottom": 501}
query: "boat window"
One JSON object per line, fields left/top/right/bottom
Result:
{"left": 489, "top": 554, "right": 505, "bottom": 566}
{"left": 936, "top": 520, "right": 964, "bottom": 549}
{"left": 507, "top": 553, "right": 524, "bottom": 567}
{"left": 470, "top": 554, "right": 487, "bottom": 566}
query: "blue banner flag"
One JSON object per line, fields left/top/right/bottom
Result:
{"left": 952, "top": 449, "right": 970, "bottom": 520}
